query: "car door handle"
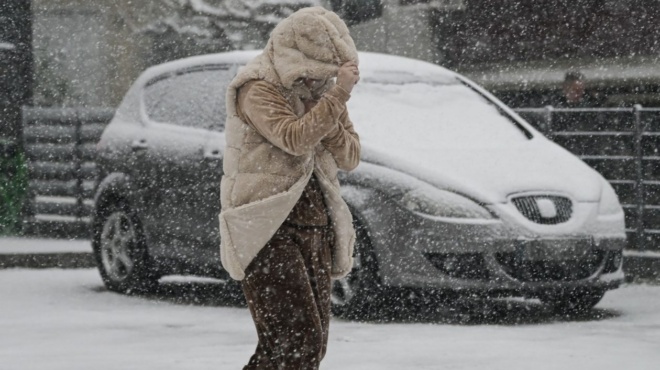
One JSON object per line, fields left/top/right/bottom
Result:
{"left": 203, "top": 149, "right": 222, "bottom": 160}
{"left": 131, "top": 139, "right": 149, "bottom": 151}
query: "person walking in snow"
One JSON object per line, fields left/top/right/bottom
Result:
{"left": 219, "top": 7, "right": 361, "bottom": 370}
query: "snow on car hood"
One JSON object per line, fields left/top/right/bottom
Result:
{"left": 348, "top": 78, "right": 603, "bottom": 204}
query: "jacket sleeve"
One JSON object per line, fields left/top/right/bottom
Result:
{"left": 321, "top": 108, "right": 361, "bottom": 171}
{"left": 239, "top": 81, "right": 351, "bottom": 156}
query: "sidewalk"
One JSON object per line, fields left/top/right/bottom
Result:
{"left": 0, "top": 237, "right": 94, "bottom": 269}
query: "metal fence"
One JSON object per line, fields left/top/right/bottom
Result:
{"left": 22, "top": 107, "right": 114, "bottom": 236}
{"left": 515, "top": 106, "right": 660, "bottom": 251}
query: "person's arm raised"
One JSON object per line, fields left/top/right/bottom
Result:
{"left": 321, "top": 108, "right": 360, "bottom": 171}
{"left": 240, "top": 81, "right": 350, "bottom": 156}
{"left": 320, "top": 61, "right": 361, "bottom": 170}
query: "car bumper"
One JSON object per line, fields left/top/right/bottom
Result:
{"left": 360, "top": 197, "right": 626, "bottom": 295}
{"left": 395, "top": 238, "right": 625, "bottom": 294}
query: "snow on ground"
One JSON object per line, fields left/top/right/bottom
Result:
{"left": 1, "top": 268, "right": 659, "bottom": 370}
{"left": 0, "top": 237, "right": 91, "bottom": 254}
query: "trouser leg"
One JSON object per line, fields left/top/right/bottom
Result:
{"left": 241, "top": 225, "right": 332, "bottom": 370}
{"left": 302, "top": 227, "right": 333, "bottom": 362}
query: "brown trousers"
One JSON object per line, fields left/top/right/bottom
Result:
{"left": 241, "top": 222, "right": 333, "bottom": 370}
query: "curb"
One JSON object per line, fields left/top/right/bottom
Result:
{"left": 0, "top": 252, "right": 95, "bottom": 269}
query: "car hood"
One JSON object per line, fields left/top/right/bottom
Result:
{"left": 347, "top": 80, "right": 603, "bottom": 204}
{"left": 360, "top": 137, "right": 603, "bottom": 204}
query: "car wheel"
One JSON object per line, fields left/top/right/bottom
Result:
{"left": 93, "top": 200, "right": 159, "bottom": 294}
{"left": 331, "top": 221, "right": 384, "bottom": 320}
{"left": 540, "top": 288, "right": 605, "bottom": 314}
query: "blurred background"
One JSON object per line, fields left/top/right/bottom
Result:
{"left": 3, "top": 1, "right": 659, "bottom": 117}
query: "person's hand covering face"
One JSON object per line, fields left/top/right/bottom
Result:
{"left": 336, "top": 61, "right": 360, "bottom": 94}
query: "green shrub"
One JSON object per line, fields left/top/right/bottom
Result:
{"left": 0, "top": 143, "right": 28, "bottom": 235}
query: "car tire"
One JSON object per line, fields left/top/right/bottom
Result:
{"left": 92, "top": 199, "right": 159, "bottom": 294}
{"left": 331, "top": 220, "right": 385, "bottom": 320}
{"left": 540, "top": 288, "right": 605, "bottom": 314}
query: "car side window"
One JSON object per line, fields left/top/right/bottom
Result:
{"left": 143, "top": 65, "right": 235, "bottom": 131}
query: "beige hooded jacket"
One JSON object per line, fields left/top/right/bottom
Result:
{"left": 219, "top": 7, "right": 360, "bottom": 281}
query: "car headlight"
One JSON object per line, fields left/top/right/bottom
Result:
{"left": 399, "top": 189, "right": 494, "bottom": 219}
{"left": 598, "top": 181, "right": 624, "bottom": 215}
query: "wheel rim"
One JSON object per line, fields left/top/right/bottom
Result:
{"left": 100, "top": 211, "right": 136, "bottom": 283}
{"left": 331, "top": 252, "right": 362, "bottom": 307}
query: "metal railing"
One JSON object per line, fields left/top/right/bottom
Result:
{"left": 514, "top": 106, "right": 660, "bottom": 251}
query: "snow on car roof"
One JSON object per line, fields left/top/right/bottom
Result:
{"left": 140, "top": 50, "right": 458, "bottom": 84}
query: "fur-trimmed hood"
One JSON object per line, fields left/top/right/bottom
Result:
{"left": 226, "top": 6, "right": 358, "bottom": 113}
{"left": 266, "top": 6, "right": 359, "bottom": 89}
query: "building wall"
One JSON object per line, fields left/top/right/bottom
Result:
{"left": 30, "top": 0, "right": 292, "bottom": 107}
{"left": 349, "top": 1, "right": 440, "bottom": 64}
{"left": 32, "top": 0, "right": 145, "bottom": 107}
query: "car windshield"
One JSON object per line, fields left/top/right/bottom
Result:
{"left": 348, "top": 75, "right": 530, "bottom": 152}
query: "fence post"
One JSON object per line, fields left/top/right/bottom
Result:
{"left": 20, "top": 106, "right": 37, "bottom": 233}
{"left": 544, "top": 105, "right": 554, "bottom": 138}
{"left": 74, "top": 112, "right": 84, "bottom": 223}
{"left": 633, "top": 104, "right": 645, "bottom": 250}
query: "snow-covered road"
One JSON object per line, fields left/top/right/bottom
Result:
{"left": 1, "top": 269, "right": 659, "bottom": 370}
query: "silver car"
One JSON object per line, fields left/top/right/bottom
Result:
{"left": 93, "top": 51, "right": 625, "bottom": 318}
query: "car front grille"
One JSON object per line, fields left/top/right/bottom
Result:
{"left": 495, "top": 250, "right": 605, "bottom": 282}
{"left": 511, "top": 195, "right": 572, "bottom": 224}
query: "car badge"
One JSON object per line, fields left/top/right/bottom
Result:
{"left": 536, "top": 198, "right": 557, "bottom": 219}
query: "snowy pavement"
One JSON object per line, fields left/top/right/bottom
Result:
{"left": 1, "top": 269, "right": 659, "bottom": 370}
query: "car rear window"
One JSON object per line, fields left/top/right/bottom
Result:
{"left": 144, "top": 65, "right": 234, "bottom": 131}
